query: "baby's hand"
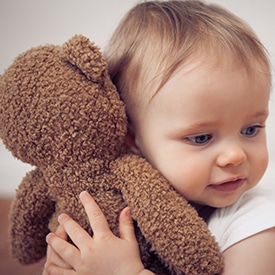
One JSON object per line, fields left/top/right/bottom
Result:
{"left": 43, "top": 191, "right": 153, "bottom": 275}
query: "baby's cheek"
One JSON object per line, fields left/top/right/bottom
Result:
{"left": 251, "top": 145, "right": 268, "bottom": 183}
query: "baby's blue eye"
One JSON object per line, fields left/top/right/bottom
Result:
{"left": 186, "top": 134, "right": 212, "bottom": 145}
{"left": 241, "top": 125, "right": 263, "bottom": 137}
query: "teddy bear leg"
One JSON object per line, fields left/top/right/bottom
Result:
{"left": 9, "top": 168, "right": 55, "bottom": 265}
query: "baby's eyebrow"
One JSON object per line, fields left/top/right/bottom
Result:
{"left": 184, "top": 121, "right": 219, "bottom": 130}
{"left": 252, "top": 110, "right": 269, "bottom": 117}
{"left": 177, "top": 111, "right": 269, "bottom": 133}
{"left": 244, "top": 110, "right": 269, "bottom": 121}
{"left": 168, "top": 121, "right": 219, "bottom": 137}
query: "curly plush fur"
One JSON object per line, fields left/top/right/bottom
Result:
{"left": 0, "top": 35, "right": 223, "bottom": 275}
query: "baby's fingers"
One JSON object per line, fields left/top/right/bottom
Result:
{"left": 55, "top": 225, "right": 68, "bottom": 241}
{"left": 79, "top": 191, "right": 112, "bottom": 240}
{"left": 46, "top": 231, "right": 79, "bottom": 266}
{"left": 46, "top": 226, "right": 72, "bottom": 269}
{"left": 57, "top": 213, "right": 92, "bottom": 249}
{"left": 119, "top": 207, "right": 136, "bottom": 242}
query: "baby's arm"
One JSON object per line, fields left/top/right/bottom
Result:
{"left": 44, "top": 191, "right": 275, "bottom": 275}
{"left": 221, "top": 227, "right": 275, "bottom": 275}
{"left": 43, "top": 191, "right": 154, "bottom": 275}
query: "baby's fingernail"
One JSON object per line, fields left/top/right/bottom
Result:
{"left": 58, "top": 213, "right": 66, "bottom": 222}
{"left": 45, "top": 233, "right": 53, "bottom": 243}
{"left": 80, "top": 190, "right": 88, "bottom": 199}
{"left": 125, "top": 207, "right": 132, "bottom": 217}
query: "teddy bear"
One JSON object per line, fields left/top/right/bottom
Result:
{"left": 0, "top": 35, "right": 223, "bottom": 275}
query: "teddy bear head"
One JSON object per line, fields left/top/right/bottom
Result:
{"left": 0, "top": 35, "right": 127, "bottom": 169}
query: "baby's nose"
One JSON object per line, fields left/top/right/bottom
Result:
{"left": 216, "top": 144, "right": 247, "bottom": 167}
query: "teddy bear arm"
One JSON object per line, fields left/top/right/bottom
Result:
{"left": 111, "top": 155, "right": 223, "bottom": 275}
{"left": 9, "top": 167, "right": 55, "bottom": 264}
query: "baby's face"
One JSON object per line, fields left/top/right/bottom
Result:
{"left": 131, "top": 56, "right": 270, "bottom": 208}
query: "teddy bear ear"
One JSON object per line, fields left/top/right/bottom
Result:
{"left": 61, "top": 35, "right": 107, "bottom": 83}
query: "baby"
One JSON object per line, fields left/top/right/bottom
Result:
{"left": 43, "top": 1, "right": 275, "bottom": 274}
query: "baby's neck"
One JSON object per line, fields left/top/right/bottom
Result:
{"left": 189, "top": 202, "right": 216, "bottom": 223}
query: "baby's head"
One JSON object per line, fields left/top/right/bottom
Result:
{"left": 105, "top": 0, "right": 271, "bottom": 207}
{"left": 105, "top": 0, "right": 270, "bottom": 123}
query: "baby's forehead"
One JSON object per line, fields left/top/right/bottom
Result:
{"left": 140, "top": 56, "right": 270, "bottom": 123}
{"left": 144, "top": 49, "right": 269, "bottom": 99}
{"left": 127, "top": 44, "right": 271, "bottom": 124}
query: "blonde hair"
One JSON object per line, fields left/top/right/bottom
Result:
{"left": 104, "top": 0, "right": 270, "bottom": 120}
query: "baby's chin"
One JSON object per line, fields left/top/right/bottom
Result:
{"left": 192, "top": 196, "right": 243, "bottom": 209}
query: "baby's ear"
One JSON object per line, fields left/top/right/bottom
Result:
{"left": 61, "top": 34, "right": 107, "bottom": 83}
{"left": 125, "top": 128, "right": 140, "bottom": 156}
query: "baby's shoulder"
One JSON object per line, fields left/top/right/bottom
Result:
{"left": 208, "top": 186, "right": 275, "bottom": 252}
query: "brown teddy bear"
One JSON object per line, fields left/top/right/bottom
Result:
{"left": 0, "top": 35, "right": 223, "bottom": 275}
